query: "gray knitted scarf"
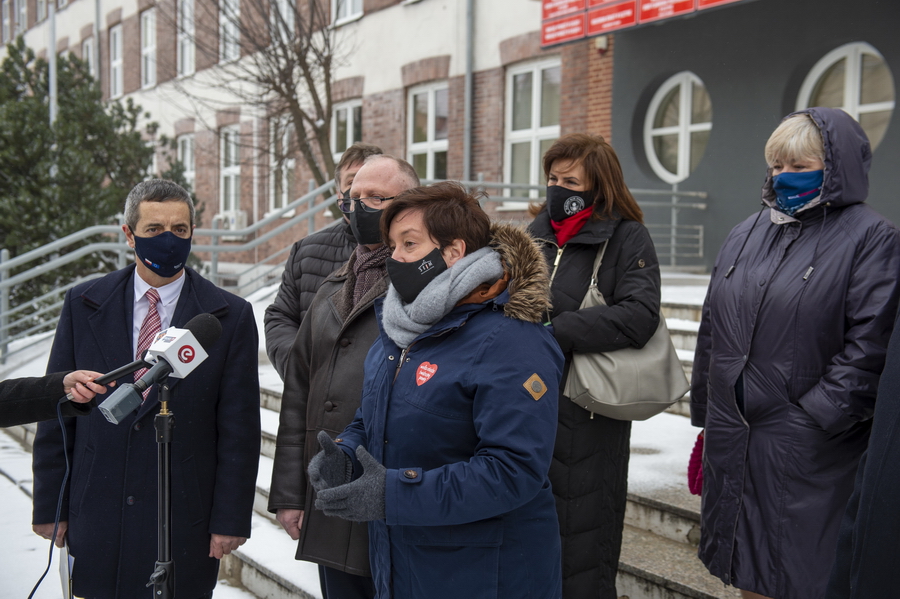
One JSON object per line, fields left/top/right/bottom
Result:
{"left": 381, "top": 247, "right": 504, "bottom": 348}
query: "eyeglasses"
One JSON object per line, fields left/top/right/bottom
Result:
{"left": 338, "top": 196, "right": 396, "bottom": 214}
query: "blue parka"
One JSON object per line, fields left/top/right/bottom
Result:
{"left": 691, "top": 108, "right": 900, "bottom": 599}
{"left": 333, "top": 224, "right": 564, "bottom": 599}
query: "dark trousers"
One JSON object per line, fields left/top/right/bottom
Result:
{"left": 318, "top": 565, "right": 376, "bottom": 599}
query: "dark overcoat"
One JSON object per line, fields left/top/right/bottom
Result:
{"left": 32, "top": 264, "right": 261, "bottom": 599}
{"left": 691, "top": 107, "right": 900, "bottom": 599}
{"left": 268, "top": 249, "right": 384, "bottom": 576}
{"left": 825, "top": 305, "right": 900, "bottom": 599}
{"left": 529, "top": 211, "right": 661, "bottom": 599}
{"left": 0, "top": 371, "right": 91, "bottom": 427}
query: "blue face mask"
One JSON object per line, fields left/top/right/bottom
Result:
{"left": 132, "top": 231, "right": 192, "bottom": 278}
{"left": 772, "top": 170, "right": 824, "bottom": 216}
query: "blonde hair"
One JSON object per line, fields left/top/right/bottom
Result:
{"left": 764, "top": 113, "right": 825, "bottom": 166}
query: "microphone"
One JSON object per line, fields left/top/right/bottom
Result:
{"left": 98, "top": 314, "right": 223, "bottom": 424}
{"left": 63, "top": 355, "right": 152, "bottom": 402}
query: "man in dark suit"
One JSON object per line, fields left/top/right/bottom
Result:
{"left": 31, "top": 180, "right": 261, "bottom": 599}
{"left": 0, "top": 370, "right": 109, "bottom": 428}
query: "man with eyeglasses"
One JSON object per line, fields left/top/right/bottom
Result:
{"left": 265, "top": 143, "right": 383, "bottom": 380}
{"left": 269, "top": 155, "right": 420, "bottom": 599}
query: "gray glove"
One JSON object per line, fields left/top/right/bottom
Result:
{"left": 315, "top": 445, "right": 386, "bottom": 522}
{"left": 307, "top": 430, "right": 353, "bottom": 492}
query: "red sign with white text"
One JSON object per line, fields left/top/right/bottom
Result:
{"left": 698, "top": 0, "right": 743, "bottom": 8}
{"left": 543, "top": 0, "right": 586, "bottom": 21}
{"left": 587, "top": 1, "right": 637, "bottom": 35}
{"left": 541, "top": 13, "right": 586, "bottom": 46}
{"left": 638, "top": 0, "right": 694, "bottom": 23}
{"left": 588, "top": 0, "right": 624, "bottom": 6}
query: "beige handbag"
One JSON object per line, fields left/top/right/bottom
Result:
{"left": 562, "top": 241, "right": 689, "bottom": 420}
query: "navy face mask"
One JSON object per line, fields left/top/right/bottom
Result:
{"left": 386, "top": 247, "right": 448, "bottom": 304}
{"left": 349, "top": 207, "right": 383, "bottom": 245}
{"left": 772, "top": 170, "right": 824, "bottom": 216}
{"left": 132, "top": 231, "right": 192, "bottom": 278}
{"left": 546, "top": 185, "right": 595, "bottom": 222}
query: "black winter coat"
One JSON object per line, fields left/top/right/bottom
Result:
{"left": 691, "top": 107, "right": 900, "bottom": 599}
{"left": 0, "top": 372, "right": 91, "bottom": 427}
{"left": 529, "top": 211, "right": 660, "bottom": 599}
{"left": 825, "top": 307, "right": 900, "bottom": 599}
{"left": 264, "top": 220, "right": 357, "bottom": 378}
{"left": 268, "top": 248, "right": 386, "bottom": 576}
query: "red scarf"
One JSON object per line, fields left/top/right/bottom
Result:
{"left": 550, "top": 207, "right": 593, "bottom": 246}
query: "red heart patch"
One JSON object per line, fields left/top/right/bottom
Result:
{"left": 416, "top": 362, "right": 438, "bottom": 386}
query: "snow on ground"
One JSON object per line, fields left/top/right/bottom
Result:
{"left": 0, "top": 277, "right": 709, "bottom": 598}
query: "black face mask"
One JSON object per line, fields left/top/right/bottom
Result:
{"left": 349, "top": 207, "right": 383, "bottom": 245}
{"left": 546, "top": 185, "right": 595, "bottom": 222}
{"left": 386, "top": 247, "right": 448, "bottom": 304}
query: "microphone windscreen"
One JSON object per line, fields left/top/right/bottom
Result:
{"left": 183, "top": 313, "right": 223, "bottom": 350}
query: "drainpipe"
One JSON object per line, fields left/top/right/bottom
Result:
{"left": 462, "top": 0, "right": 474, "bottom": 183}
{"left": 94, "top": 0, "right": 100, "bottom": 85}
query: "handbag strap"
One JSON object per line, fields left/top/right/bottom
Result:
{"left": 589, "top": 240, "right": 610, "bottom": 289}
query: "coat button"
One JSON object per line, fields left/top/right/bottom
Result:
{"left": 126, "top": 496, "right": 135, "bottom": 505}
{"left": 324, "top": 401, "right": 334, "bottom": 412}
{"left": 759, "top": 279, "right": 766, "bottom": 286}
{"left": 388, "top": 356, "right": 395, "bottom": 361}
{"left": 134, "top": 422, "right": 142, "bottom": 431}
{"left": 340, "top": 338, "right": 350, "bottom": 347}
{"left": 403, "top": 469, "right": 418, "bottom": 479}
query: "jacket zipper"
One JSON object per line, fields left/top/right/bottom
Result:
{"left": 549, "top": 245, "right": 565, "bottom": 284}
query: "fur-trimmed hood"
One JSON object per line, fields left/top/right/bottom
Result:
{"left": 489, "top": 223, "right": 552, "bottom": 323}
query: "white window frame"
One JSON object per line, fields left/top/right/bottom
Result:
{"left": 503, "top": 58, "right": 561, "bottom": 207}
{"left": 145, "top": 141, "right": 158, "bottom": 180}
{"left": 331, "top": 98, "right": 363, "bottom": 162}
{"left": 177, "top": 0, "right": 195, "bottom": 77}
{"left": 15, "top": 0, "right": 25, "bottom": 33}
{"left": 220, "top": 0, "right": 240, "bottom": 63}
{"left": 57, "top": 0, "right": 66, "bottom": 9}
{"left": 109, "top": 24, "right": 123, "bottom": 99}
{"left": 141, "top": 9, "right": 156, "bottom": 89}
{"left": 797, "top": 42, "right": 895, "bottom": 150}
{"left": 3, "top": 0, "right": 12, "bottom": 43}
{"left": 269, "top": 116, "right": 296, "bottom": 216}
{"left": 220, "top": 125, "right": 241, "bottom": 213}
{"left": 407, "top": 81, "right": 449, "bottom": 181}
{"left": 271, "top": 0, "right": 295, "bottom": 45}
{"left": 332, "top": 0, "right": 362, "bottom": 26}
{"left": 643, "top": 71, "right": 713, "bottom": 184}
{"left": 177, "top": 134, "right": 195, "bottom": 192}
{"left": 81, "top": 37, "right": 94, "bottom": 77}
{"left": 37, "top": 0, "right": 45, "bottom": 22}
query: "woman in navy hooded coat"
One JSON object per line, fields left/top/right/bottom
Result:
{"left": 309, "top": 183, "right": 564, "bottom": 599}
{"left": 691, "top": 107, "right": 900, "bottom": 599}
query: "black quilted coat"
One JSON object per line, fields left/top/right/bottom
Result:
{"left": 529, "top": 210, "right": 661, "bottom": 599}
{"left": 264, "top": 220, "right": 357, "bottom": 378}
{"left": 691, "top": 107, "right": 900, "bottom": 599}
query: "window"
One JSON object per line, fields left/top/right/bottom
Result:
{"left": 333, "top": 0, "right": 362, "bottom": 24}
{"left": 14, "top": 0, "right": 25, "bottom": 33}
{"left": 408, "top": 82, "right": 448, "bottom": 181}
{"left": 644, "top": 71, "right": 712, "bottom": 184}
{"left": 270, "top": 117, "right": 296, "bottom": 213}
{"left": 81, "top": 37, "right": 95, "bottom": 78}
{"left": 797, "top": 42, "right": 895, "bottom": 151}
{"left": 220, "top": 0, "right": 240, "bottom": 62}
{"left": 220, "top": 126, "right": 241, "bottom": 213}
{"left": 504, "top": 59, "right": 561, "bottom": 203}
{"left": 141, "top": 10, "right": 156, "bottom": 88}
{"left": 177, "top": 0, "right": 195, "bottom": 77}
{"left": 57, "top": 0, "right": 66, "bottom": 8}
{"left": 145, "top": 142, "right": 158, "bottom": 180}
{"left": 331, "top": 99, "right": 362, "bottom": 160}
{"left": 37, "top": 0, "right": 45, "bottom": 22}
{"left": 177, "top": 134, "right": 195, "bottom": 192}
{"left": 271, "top": 0, "right": 295, "bottom": 44}
{"left": 109, "top": 24, "right": 123, "bottom": 99}
{"left": 2, "top": 0, "right": 11, "bottom": 43}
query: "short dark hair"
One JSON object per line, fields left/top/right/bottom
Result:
{"left": 334, "top": 143, "right": 383, "bottom": 185}
{"left": 534, "top": 133, "right": 643, "bottom": 223}
{"left": 124, "top": 179, "right": 195, "bottom": 229}
{"left": 380, "top": 181, "right": 491, "bottom": 255}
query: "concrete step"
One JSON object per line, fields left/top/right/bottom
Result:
{"left": 617, "top": 525, "right": 740, "bottom": 599}
{"left": 625, "top": 485, "right": 700, "bottom": 547}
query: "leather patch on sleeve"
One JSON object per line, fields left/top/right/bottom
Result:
{"left": 523, "top": 373, "right": 548, "bottom": 401}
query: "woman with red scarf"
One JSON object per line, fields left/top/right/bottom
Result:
{"left": 528, "top": 133, "right": 660, "bottom": 599}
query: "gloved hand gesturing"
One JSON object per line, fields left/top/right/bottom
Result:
{"left": 315, "top": 445, "right": 386, "bottom": 522}
{"left": 307, "top": 430, "right": 353, "bottom": 492}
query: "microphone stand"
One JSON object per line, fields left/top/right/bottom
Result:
{"left": 146, "top": 378, "right": 175, "bottom": 599}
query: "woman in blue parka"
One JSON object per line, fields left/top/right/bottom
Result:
{"left": 308, "top": 181, "right": 564, "bottom": 599}
{"left": 691, "top": 108, "right": 900, "bottom": 599}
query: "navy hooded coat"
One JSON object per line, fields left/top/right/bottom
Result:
{"left": 690, "top": 107, "right": 900, "bottom": 599}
